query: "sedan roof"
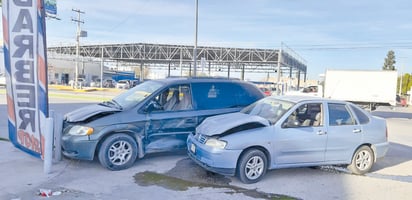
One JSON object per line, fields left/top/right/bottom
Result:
{"left": 273, "top": 95, "right": 323, "bottom": 103}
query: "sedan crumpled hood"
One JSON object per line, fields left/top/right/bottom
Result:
{"left": 197, "top": 112, "right": 269, "bottom": 137}
{"left": 64, "top": 104, "right": 120, "bottom": 122}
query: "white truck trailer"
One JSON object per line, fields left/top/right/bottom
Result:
{"left": 0, "top": 73, "right": 6, "bottom": 87}
{"left": 323, "top": 69, "right": 398, "bottom": 110}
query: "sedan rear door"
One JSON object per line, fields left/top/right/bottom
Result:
{"left": 324, "top": 102, "right": 363, "bottom": 162}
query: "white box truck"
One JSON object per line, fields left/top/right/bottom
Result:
{"left": 0, "top": 73, "right": 6, "bottom": 87}
{"left": 323, "top": 69, "right": 398, "bottom": 110}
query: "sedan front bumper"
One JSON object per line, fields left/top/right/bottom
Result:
{"left": 187, "top": 134, "right": 241, "bottom": 176}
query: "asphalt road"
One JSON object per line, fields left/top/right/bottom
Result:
{"left": 1, "top": 89, "right": 411, "bottom": 200}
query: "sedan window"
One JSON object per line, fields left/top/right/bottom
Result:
{"left": 350, "top": 105, "right": 370, "bottom": 124}
{"left": 328, "top": 103, "right": 356, "bottom": 126}
{"left": 283, "top": 103, "right": 323, "bottom": 128}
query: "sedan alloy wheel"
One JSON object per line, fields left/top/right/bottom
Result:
{"left": 237, "top": 149, "right": 267, "bottom": 184}
{"left": 348, "top": 145, "right": 374, "bottom": 175}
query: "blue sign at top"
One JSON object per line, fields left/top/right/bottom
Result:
{"left": 45, "top": 0, "right": 57, "bottom": 15}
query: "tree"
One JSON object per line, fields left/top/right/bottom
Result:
{"left": 398, "top": 73, "right": 412, "bottom": 95}
{"left": 382, "top": 50, "right": 396, "bottom": 70}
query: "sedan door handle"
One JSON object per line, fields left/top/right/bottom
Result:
{"left": 317, "top": 130, "right": 327, "bottom": 135}
{"left": 353, "top": 129, "right": 362, "bottom": 133}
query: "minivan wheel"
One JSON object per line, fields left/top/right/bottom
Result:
{"left": 348, "top": 145, "right": 374, "bottom": 175}
{"left": 237, "top": 149, "right": 267, "bottom": 184}
{"left": 98, "top": 133, "right": 138, "bottom": 171}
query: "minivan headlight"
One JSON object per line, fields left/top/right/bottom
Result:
{"left": 205, "top": 138, "right": 227, "bottom": 149}
{"left": 68, "top": 125, "right": 94, "bottom": 136}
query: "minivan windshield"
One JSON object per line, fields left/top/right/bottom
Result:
{"left": 109, "top": 80, "right": 164, "bottom": 109}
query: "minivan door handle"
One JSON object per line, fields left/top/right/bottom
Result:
{"left": 317, "top": 130, "right": 327, "bottom": 135}
{"left": 185, "top": 118, "right": 196, "bottom": 123}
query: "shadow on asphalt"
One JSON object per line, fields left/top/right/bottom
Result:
{"left": 372, "top": 142, "right": 412, "bottom": 171}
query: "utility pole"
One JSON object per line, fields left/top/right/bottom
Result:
{"left": 193, "top": 0, "right": 198, "bottom": 77}
{"left": 72, "top": 9, "right": 85, "bottom": 88}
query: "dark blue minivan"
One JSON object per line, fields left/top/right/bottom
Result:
{"left": 61, "top": 77, "right": 264, "bottom": 170}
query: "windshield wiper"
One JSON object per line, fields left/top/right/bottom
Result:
{"left": 111, "top": 99, "right": 123, "bottom": 110}
{"left": 99, "top": 100, "right": 123, "bottom": 110}
{"left": 99, "top": 101, "right": 112, "bottom": 107}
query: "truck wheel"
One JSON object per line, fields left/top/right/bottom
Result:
{"left": 348, "top": 146, "right": 374, "bottom": 175}
{"left": 237, "top": 149, "right": 267, "bottom": 184}
{"left": 98, "top": 133, "right": 138, "bottom": 171}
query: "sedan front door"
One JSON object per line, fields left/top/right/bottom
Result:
{"left": 273, "top": 102, "right": 328, "bottom": 165}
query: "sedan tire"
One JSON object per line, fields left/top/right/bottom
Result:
{"left": 348, "top": 145, "right": 374, "bottom": 175}
{"left": 98, "top": 133, "right": 138, "bottom": 171}
{"left": 237, "top": 149, "right": 267, "bottom": 184}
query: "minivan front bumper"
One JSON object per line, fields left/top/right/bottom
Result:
{"left": 61, "top": 134, "right": 98, "bottom": 160}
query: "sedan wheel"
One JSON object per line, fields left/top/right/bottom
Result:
{"left": 98, "top": 133, "right": 138, "bottom": 171}
{"left": 348, "top": 145, "right": 374, "bottom": 175}
{"left": 237, "top": 149, "right": 267, "bottom": 184}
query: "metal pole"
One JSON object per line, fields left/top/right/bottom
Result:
{"left": 75, "top": 27, "right": 79, "bottom": 88}
{"left": 140, "top": 62, "right": 144, "bottom": 81}
{"left": 277, "top": 46, "right": 282, "bottom": 95}
{"left": 180, "top": 48, "right": 183, "bottom": 76}
{"left": 193, "top": 0, "right": 198, "bottom": 77}
{"left": 100, "top": 47, "right": 104, "bottom": 88}
{"left": 227, "top": 63, "right": 231, "bottom": 78}
{"left": 72, "top": 9, "right": 84, "bottom": 88}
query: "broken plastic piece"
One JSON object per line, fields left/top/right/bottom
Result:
{"left": 39, "top": 189, "right": 52, "bottom": 197}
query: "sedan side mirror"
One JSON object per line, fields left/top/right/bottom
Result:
{"left": 282, "top": 120, "right": 300, "bottom": 128}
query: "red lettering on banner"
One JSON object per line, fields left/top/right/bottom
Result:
{"left": 17, "top": 129, "right": 41, "bottom": 153}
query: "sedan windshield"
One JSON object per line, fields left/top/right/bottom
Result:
{"left": 110, "top": 80, "right": 164, "bottom": 109}
{"left": 241, "top": 98, "right": 295, "bottom": 124}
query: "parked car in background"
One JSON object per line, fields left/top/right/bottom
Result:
{"left": 129, "top": 80, "right": 140, "bottom": 88}
{"left": 187, "top": 96, "right": 389, "bottom": 184}
{"left": 62, "top": 77, "right": 264, "bottom": 170}
{"left": 103, "top": 79, "right": 116, "bottom": 88}
{"left": 116, "top": 80, "right": 130, "bottom": 89}
{"left": 69, "top": 78, "right": 88, "bottom": 88}
{"left": 259, "top": 87, "right": 272, "bottom": 96}
{"left": 90, "top": 79, "right": 101, "bottom": 87}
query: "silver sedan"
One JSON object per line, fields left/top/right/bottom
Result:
{"left": 187, "top": 96, "right": 389, "bottom": 184}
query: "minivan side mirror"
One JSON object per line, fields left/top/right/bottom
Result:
{"left": 144, "top": 100, "right": 162, "bottom": 113}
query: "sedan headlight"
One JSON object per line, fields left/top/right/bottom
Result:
{"left": 68, "top": 125, "right": 94, "bottom": 136}
{"left": 205, "top": 138, "right": 227, "bottom": 149}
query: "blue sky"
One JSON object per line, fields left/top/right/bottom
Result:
{"left": 23, "top": 0, "right": 412, "bottom": 79}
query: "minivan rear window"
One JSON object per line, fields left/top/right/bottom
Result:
{"left": 192, "top": 82, "right": 258, "bottom": 110}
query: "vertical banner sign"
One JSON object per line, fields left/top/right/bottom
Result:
{"left": 2, "top": 0, "right": 49, "bottom": 159}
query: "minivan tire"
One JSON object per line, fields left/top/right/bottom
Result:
{"left": 98, "top": 133, "right": 138, "bottom": 171}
